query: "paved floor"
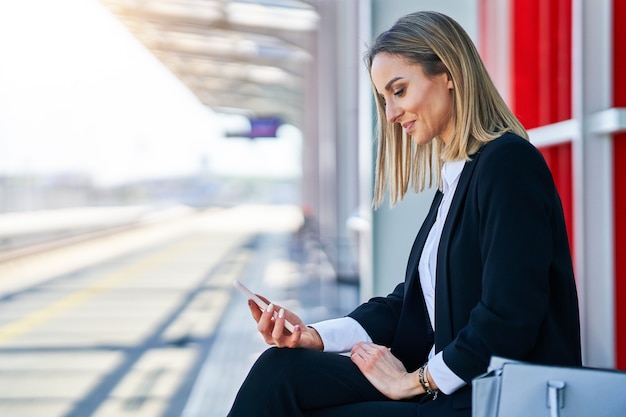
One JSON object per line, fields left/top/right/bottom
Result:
{"left": 181, "top": 232, "right": 359, "bottom": 417}
{"left": 0, "top": 205, "right": 359, "bottom": 417}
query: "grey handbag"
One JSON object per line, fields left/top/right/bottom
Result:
{"left": 472, "top": 357, "right": 626, "bottom": 417}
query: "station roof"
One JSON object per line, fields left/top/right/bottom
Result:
{"left": 99, "top": 0, "right": 319, "bottom": 127}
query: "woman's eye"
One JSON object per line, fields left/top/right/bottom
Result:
{"left": 393, "top": 88, "right": 405, "bottom": 97}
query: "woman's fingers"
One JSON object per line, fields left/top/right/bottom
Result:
{"left": 271, "top": 307, "right": 287, "bottom": 339}
{"left": 352, "top": 342, "right": 384, "bottom": 360}
{"left": 350, "top": 342, "right": 414, "bottom": 400}
{"left": 272, "top": 308, "right": 303, "bottom": 347}
{"left": 245, "top": 293, "right": 305, "bottom": 347}
{"left": 351, "top": 343, "right": 405, "bottom": 377}
{"left": 247, "top": 300, "right": 263, "bottom": 322}
{"left": 257, "top": 302, "right": 278, "bottom": 341}
{"left": 255, "top": 302, "right": 300, "bottom": 346}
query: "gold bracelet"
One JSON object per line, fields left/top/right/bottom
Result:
{"left": 418, "top": 363, "right": 438, "bottom": 399}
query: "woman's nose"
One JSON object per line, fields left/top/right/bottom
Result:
{"left": 385, "top": 102, "right": 402, "bottom": 123}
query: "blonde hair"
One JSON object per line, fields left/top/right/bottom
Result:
{"left": 366, "top": 11, "right": 528, "bottom": 207}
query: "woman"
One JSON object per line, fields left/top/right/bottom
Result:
{"left": 227, "top": 11, "right": 581, "bottom": 417}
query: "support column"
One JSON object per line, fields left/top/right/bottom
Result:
{"left": 572, "top": 0, "right": 614, "bottom": 367}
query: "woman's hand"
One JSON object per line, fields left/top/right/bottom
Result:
{"left": 247, "top": 296, "right": 324, "bottom": 351}
{"left": 350, "top": 342, "right": 423, "bottom": 400}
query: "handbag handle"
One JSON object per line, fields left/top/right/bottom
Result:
{"left": 547, "top": 380, "right": 566, "bottom": 417}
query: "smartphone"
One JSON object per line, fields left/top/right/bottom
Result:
{"left": 233, "top": 280, "right": 295, "bottom": 332}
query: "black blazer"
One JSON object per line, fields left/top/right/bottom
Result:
{"left": 349, "top": 133, "right": 582, "bottom": 405}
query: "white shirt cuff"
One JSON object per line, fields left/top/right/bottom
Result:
{"left": 427, "top": 351, "right": 466, "bottom": 395}
{"left": 308, "top": 317, "right": 372, "bottom": 353}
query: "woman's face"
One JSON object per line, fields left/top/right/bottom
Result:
{"left": 370, "top": 52, "right": 455, "bottom": 145}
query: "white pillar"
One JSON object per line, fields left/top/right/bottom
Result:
{"left": 572, "top": 0, "right": 615, "bottom": 367}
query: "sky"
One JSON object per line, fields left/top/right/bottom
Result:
{"left": 0, "top": 0, "right": 301, "bottom": 186}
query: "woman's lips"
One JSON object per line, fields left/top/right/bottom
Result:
{"left": 402, "top": 121, "right": 415, "bottom": 133}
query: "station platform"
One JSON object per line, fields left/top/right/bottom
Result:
{"left": 0, "top": 204, "right": 360, "bottom": 417}
{"left": 0, "top": 205, "right": 195, "bottom": 262}
{"left": 180, "top": 220, "right": 360, "bottom": 417}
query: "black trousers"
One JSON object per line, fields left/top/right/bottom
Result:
{"left": 227, "top": 347, "right": 471, "bottom": 417}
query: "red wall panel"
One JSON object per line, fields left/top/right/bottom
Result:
{"left": 511, "top": 0, "right": 572, "bottom": 128}
{"left": 510, "top": 0, "right": 574, "bottom": 256}
{"left": 539, "top": 143, "right": 574, "bottom": 258}
{"left": 613, "top": 0, "right": 626, "bottom": 370}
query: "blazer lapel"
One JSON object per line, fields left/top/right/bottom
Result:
{"left": 392, "top": 190, "right": 442, "bottom": 369}
{"left": 404, "top": 190, "right": 443, "bottom": 286}
{"left": 434, "top": 153, "right": 481, "bottom": 349}
{"left": 403, "top": 190, "right": 443, "bottom": 338}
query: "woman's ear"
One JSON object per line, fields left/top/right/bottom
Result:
{"left": 445, "top": 71, "right": 454, "bottom": 90}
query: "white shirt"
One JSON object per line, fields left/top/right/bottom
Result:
{"left": 310, "top": 160, "right": 467, "bottom": 395}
